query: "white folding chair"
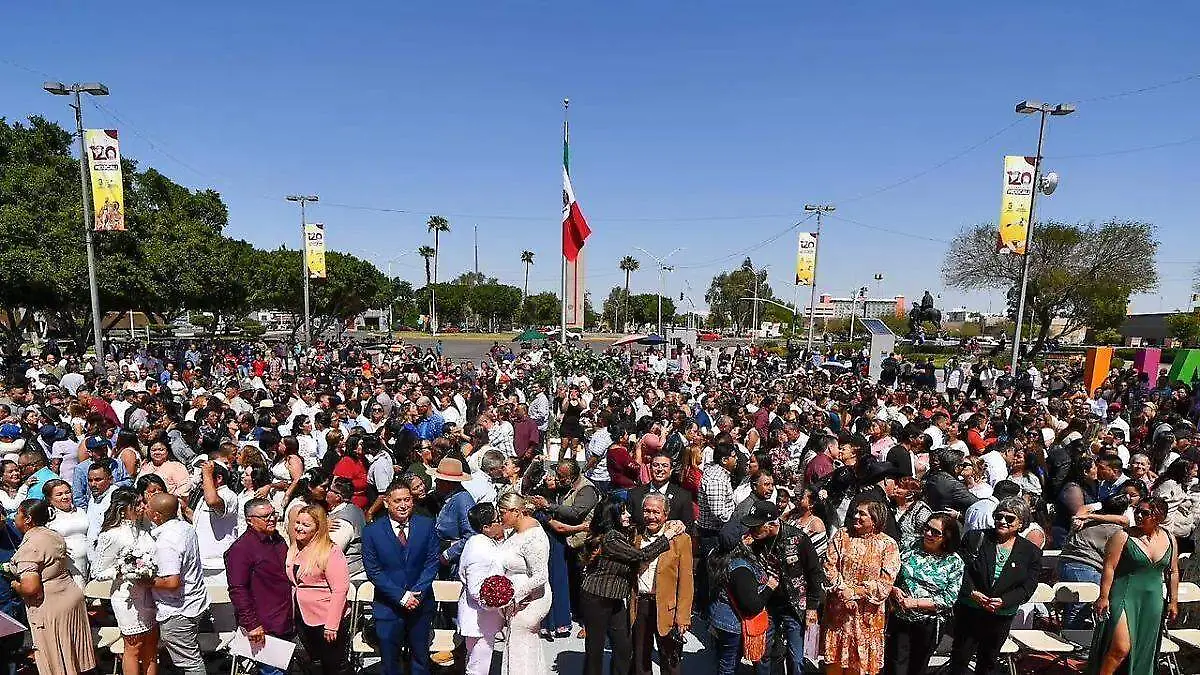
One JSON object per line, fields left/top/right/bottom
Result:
{"left": 1009, "top": 583, "right": 1075, "bottom": 665}
{"left": 431, "top": 579, "right": 462, "bottom": 603}
{"left": 350, "top": 581, "right": 377, "bottom": 668}
{"left": 1053, "top": 581, "right": 1101, "bottom": 649}
{"left": 1169, "top": 582, "right": 1200, "bottom": 648}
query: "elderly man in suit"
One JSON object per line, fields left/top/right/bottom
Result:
{"left": 628, "top": 454, "right": 695, "bottom": 528}
{"left": 630, "top": 492, "right": 693, "bottom": 675}
{"left": 363, "top": 480, "right": 441, "bottom": 675}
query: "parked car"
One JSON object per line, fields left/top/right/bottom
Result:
{"left": 699, "top": 332, "right": 721, "bottom": 342}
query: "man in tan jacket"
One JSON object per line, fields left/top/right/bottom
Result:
{"left": 630, "top": 492, "right": 693, "bottom": 675}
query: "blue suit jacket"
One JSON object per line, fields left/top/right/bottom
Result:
{"left": 363, "top": 514, "right": 441, "bottom": 621}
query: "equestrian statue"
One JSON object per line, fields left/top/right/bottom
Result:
{"left": 907, "top": 290, "right": 942, "bottom": 335}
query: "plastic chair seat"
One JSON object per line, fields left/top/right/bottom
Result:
{"left": 1169, "top": 629, "right": 1200, "bottom": 649}
{"left": 352, "top": 633, "right": 377, "bottom": 654}
{"left": 1000, "top": 637, "right": 1019, "bottom": 654}
{"left": 1009, "top": 629, "right": 1075, "bottom": 653}
{"left": 1161, "top": 636, "right": 1180, "bottom": 654}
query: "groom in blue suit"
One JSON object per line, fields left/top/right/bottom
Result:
{"left": 364, "top": 480, "right": 441, "bottom": 675}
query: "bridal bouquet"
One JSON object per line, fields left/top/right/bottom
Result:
{"left": 0, "top": 561, "right": 17, "bottom": 581}
{"left": 479, "top": 575, "right": 514, "bottom": 609}
{"left": 117, "top": 541, "right": 158, "bottom": 581}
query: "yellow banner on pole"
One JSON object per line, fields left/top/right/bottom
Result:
{"left": 795, "top": 232, "right": 817, "bottom": 285}
{"left": 305, "top": 223, "right": 326, "bottom": 279}
{"left": 998, "top": 155, "right": 1036, "bottom": 254}
{"left": 85, "top": 129, "right": 125, "bottom": 232}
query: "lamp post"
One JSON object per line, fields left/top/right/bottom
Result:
{"left": 44, "top": 81, "right": 109, "bottom": 372}
{"left": 1010, "top": 100, "right": 1075, "bottom": 371}
{"left": 634, "top": 247, "right": 682, "bottom": 337}
{"left": 286, "top": 194, "right": 319, "bottom": 347}
{"left": 802, "top": 204, "right": 835, "bottom": 351}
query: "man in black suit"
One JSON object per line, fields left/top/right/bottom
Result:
{"left": 629, "top": 454, "right": 694, "bottom": 526}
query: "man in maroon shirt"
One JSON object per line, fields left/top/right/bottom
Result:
{"left": 803, "top": 434, "right": 837, "bottom": 486}
{"left": 512, "top": 403, "right": 541, "bottom": 468}
{"left": 225, "top": 498, "right": 294, "bottom": 675}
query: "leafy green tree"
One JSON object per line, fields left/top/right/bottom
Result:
{"left": 942, "top": 220, "right": 1157, "bottom": 356}
{"left": 469, "top": 283, "right": 523, "bottom": 331}
{"left": 389, "top": 279, "right": 419, "bottom": 328}
{"left": 705, "top": 258, "right": 774, "bottom": 332}
{"left": 252, "top": 248, "right": 389, "bottom": 339}
{"left": 1093, "top": 328, "right": 1124, "bottom": 346}
{"left": 1166, "top": 312, "right": 1200, "bottom": 346}
{"left": 416, "top": 283, "right": 468, "bottom": 327}
{"left": 628, "top": 294, "right": 676, "bottom": 329}
{"left": 601, "top": 286, "right": 624, "bottom": 332}
{"left": 521, "top": 292, "right": 560, "bottom": 327}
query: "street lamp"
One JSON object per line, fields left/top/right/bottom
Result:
{"left": 802, "top": 204, "right": 835, "bottom": 351}
{"left": 286, "top": 194, "right": 319, "bottom": 347}
{"left": 633, "top": 247, "right": 682, "bottom": 337}
{"left": 1010, "top": 100, "right": 1074, "bottom": 370}
{"left": 44, "top": 81, "right": 110, "bottom": 372}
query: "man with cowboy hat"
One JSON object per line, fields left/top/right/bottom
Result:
{"left": 431, "top": 456, "right": 475, "bottom": 568}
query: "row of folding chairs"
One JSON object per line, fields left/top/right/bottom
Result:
{"left": 348, "top": 579, "right": 465, "bottom": 668}
{"left": 86, "top": 576, "right": 469, "bottom": 673}
{"left": 84, "top": 578, "right": 238, "bottom": 675}
{"left": 997, "top": 581, "right": 1199, "bottom": 675}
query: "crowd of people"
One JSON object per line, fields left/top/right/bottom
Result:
{"left": 0, "top": 333, "right": 1196, "bottom": 675}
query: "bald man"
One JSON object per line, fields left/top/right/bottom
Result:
{"left": 147, "top": 492, "right": 210, "bottom": 675}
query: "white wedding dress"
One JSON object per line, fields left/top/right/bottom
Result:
{"left": 499, "top": 525, "right": 552, "bottom": 675}
{"left": 92, "top": 522, "right": 156, "bottom": 635}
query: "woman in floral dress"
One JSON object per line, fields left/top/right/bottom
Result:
{"left": 824, "top": 501, "right": 901, "bottom": 675}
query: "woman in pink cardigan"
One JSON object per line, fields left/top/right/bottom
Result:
{"left": 287, "top": 504, "right": 352, "bottom": 675}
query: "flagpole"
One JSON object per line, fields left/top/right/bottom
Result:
{"left": 561, "top": 98, "right": 569, "bottom": 345}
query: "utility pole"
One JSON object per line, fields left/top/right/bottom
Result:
{"left": 286, "top": 194, "right": 319, "bottom": 346}
{"left": 474, "top": 225, "right": 479, "bottom": 276}
{"left": 802, "top": 204, "right": 835, "bottom": 352}
{"left": 44, "top": 81, "right": 109, "bottom": 371}
{"left": 634, "top": 247, "right": 683, "bottom": 338}
{"left": 1010, "top": 100, "right": 1075, "bottom": 370}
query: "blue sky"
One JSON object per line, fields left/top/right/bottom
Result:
{"left": 4, "top": 2, "right": 1198, "bottom": 315}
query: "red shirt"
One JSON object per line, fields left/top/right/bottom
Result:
{"left": 332, "top": 456, "right": 370, "bottom": 509}
{"left": 606, "top": 445, "right": 640, "bottom": 490}
{"left": 966, "top": 428, "right": 996, "bottom": 455}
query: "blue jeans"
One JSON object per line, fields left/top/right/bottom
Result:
{"left": 714, "top": 627, "right": 772, "bottom": 675}
{"left": 257, "top": 666, "right": 286, "bottom": 675}
{"left": 770, "top": 612, "right": 807, "bottom": 674}
{"left": 1058, "top": 560, "right": 1101, "bottom": 629}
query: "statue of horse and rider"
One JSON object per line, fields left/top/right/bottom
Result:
{"left": 907, "top": 290, "right": 942, "bottom": 335}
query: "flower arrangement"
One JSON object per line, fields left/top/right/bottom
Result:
{"left": 479, "top": 575, "right": 514, "bottom": 609}
{"left": 116, "top": 541, "right": 158, "bottom": 581}
{"left": 0, "top": 562, "right": 18, "bottom": 581}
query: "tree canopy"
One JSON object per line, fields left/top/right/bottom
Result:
{"left": 942, "top": 220, "right": 1158, "bottom": 355}
{"left": 705, "top": 258, "right": 778, "bottom": 332}
{"left": 0, "top": 115, "right": 387, "bottom": 355}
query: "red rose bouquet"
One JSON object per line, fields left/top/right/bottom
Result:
{"left": 479, "top": 574, "right": 515, "bottom": 608}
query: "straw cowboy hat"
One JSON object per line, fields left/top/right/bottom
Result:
{"left": 432, "top": 457, "right": 470, "bottom": 482}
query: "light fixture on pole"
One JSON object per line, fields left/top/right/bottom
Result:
{"left": 1010, "top": 100, "right": 1074, "bottom": 371}
{"left": 634, "top": 247, "right": 682, "bottom": 338}
{"left": 286, "top": 194, "right": 319, "bottom": 347}
{"left": 44, "top": 81, "right": 110, "bottom": 371}
{"left": 802, "top": 204, "right": 835, "bottom": 351}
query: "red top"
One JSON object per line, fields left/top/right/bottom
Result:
{"left": 606, "top": 445, "right": 640, "bottom": 490}
{"left": 966, "top": 428, "right": 996, "bottom": 454}
{"left": 332, "top": 455, "right": 370, "bottom": 509}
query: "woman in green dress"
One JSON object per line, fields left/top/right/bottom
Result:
{"left": 1089, "top": 496, "right": 1179, "bottom": 675}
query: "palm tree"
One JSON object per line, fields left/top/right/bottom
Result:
{"left": 426, "top": 216, "right": 450, "bottom": 332}
{"left": 619, "top": 255, "right": 640, "bottom": 332}
{"left": 418, "top": 245, "right": 435, "bottom": 330}
{"left": 520, "top": 250, "right": 535, "bottom": 300}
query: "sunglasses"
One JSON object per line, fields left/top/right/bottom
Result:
{"left": 995, "top": 513, "right": 1019, "bottom": 525}
{"left": 1134, "top": 509, "right": 1154, "bottom": 518}
{"left": 923, "top": 524, "right": 944, "bottom": 537}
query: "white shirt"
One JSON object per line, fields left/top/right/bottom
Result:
{"left": 637, "top": 532, "right": 664, "bottom": 594}
{"left": 924, "top": 425, "right": 945, "bottom": 450}
{"left": 151, "top": 519, "right": 210, "bottom": 620}
{"left": 964, "top": 495, "right": 999, "bottom": 532}
{"left": 194, "top": 485, "right": 240, "bottom": 569}
{"left": 85, "top": 485, "right": 118, "bottom": 560}
{"left": 980, "top": 450, "right": 1009, "bottom": 486}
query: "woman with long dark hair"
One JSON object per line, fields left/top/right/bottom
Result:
{"left": 1087, "top": 496, "right": 1179, "bottom": 675}
{"left": 1151, "top": 457, "right": 1196, "bottom": 553}
{"left": 92, "top": 488, "right": 157, "bottom": 675}
{"left": 789, "top": 483, "right": 829, "bottom": 556}
{"left": 579, "top": 497, "right": 685, "bottom": 675}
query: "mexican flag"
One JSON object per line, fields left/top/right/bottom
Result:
{"left": 562, "top": 133, "right": 591, "bottom": 262}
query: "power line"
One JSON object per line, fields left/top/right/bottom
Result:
{"left": 1078, "top": 71, "right": 1200, "bottom": 103}
{"left": 837, "top": 118, "right": 1030, "bottom": 205}
{"left": 824, "top": 213, "right": 951, "bottom": 244}
{"left": 1051, "top": 133, "right": 1200, "bottom": 159}
{"left": 673, "top": 214, "right": 816, "bottom": 270}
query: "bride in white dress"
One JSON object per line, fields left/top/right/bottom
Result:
{"left": 496, "top": 492, "right": 552, "bottom": 675}
{"left": 92, "top": 488, "right": 158, "bottom": 675}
